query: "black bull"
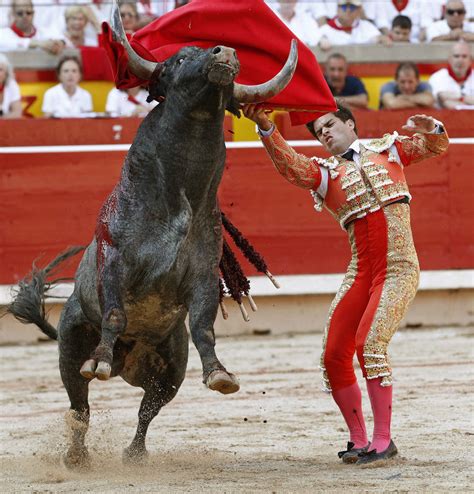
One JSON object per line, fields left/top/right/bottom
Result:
{"left": 8, "top": 5, "right": 297, "bottom": 468}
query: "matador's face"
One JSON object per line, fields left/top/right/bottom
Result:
{"left": 313, "top": 113, "right": 357, "bottom": 155}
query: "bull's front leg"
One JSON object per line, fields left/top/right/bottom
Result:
{"left": 80, "top": 244, "right": 127, "bottom": 381}
{"left": 187, "top": 276, "right": 240, "bottom": 395}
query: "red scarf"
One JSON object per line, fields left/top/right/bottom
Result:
{"left": 10, "top": 22, "right": 36, "bottom": 38}
{"left": 392, "top": 0, "right": 409, "bottom": 12}
{"left": 127, "top": 93, "right": 141, "bottom": 105}
{"left": 327, "top": 17, "right": 353, "bottom": 33}
{"left": 447, "top": 64, "right": 472, "bottom": 84}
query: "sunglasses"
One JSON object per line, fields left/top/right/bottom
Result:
{"left": 340, "top": 4, "right": 359, "bottom": 12}
{"left": 446, "top": 8, "right": 466, "bottom": 15}
{"left": 15, "top": 10, "right": 34, "bottom": 16}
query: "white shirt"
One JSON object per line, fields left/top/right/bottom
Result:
{"left": 317, "top": 18, "right": 382, "bottom": 46}
{"left": 0, "top": 25, "right": 61, "bottom": 50}
{"left": 42, "top": 83, "right": 93, "bottom": 117}
{"left": 273, "top": 7, "right": 321, "bottom": 47}
{"left": 429, "top": 68, "right": 474, "bottom": 107}
{"left": 105, "top": 88, "right": 158, "bottom": 117}
{"left": 426, "top": 19, "right": 474, "bottom": 42}
{"left": 1, "top": 77, "right": 21, "bottom": 116}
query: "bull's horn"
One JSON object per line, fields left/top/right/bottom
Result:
{"left": 110, "top": 0, "right": 160, "bottom": 80}
{"left": 233, "top": 39, "right": 298, "bottom": 103}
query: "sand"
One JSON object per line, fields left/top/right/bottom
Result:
{"left": 1, "top": 326, "right": 473, "bottom": 493}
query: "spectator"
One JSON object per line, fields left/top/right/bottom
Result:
{"left": 380, "top": 62, "right": 434, "bottom": 109}
{"left": 33, "top": 0, "right": 102, "bottom": 43}
{"left": 429, "top": 40, "right": 474, "bottom": 108}
{"left": 63, "top": 6, "right": 98, "bottom": 48}
{"left": 0, "top": 53, "right": 22, "bottom": 118}
{"left": 42, "top": 55, "right": 93, "bottom": 118}
{"left": 324, "top": 52, "right": 368, "bottom": 109}
{"left": 317, "top": 0, "right": 390, "bottom": 51}
{"left": 120, "top": 2, "right": 139, "bottom": 34}
{"left": 364, "top": 0, "right": 421, "bottom": 42}
{"left": 426, "top": 0, "right": 474, "bottom": 42}
{"left": 105, "top": 86, "right": 158, "bottom": 117}
{"left": 307, "top": 1, "right": 338, "bottom": 26}
{"left": 0, "top": 0, "right": 64, "bottom": 54}
{"left": 273, "top": 0, "right": 321, "bottom": 46}
{"left": 390, "top": 14, "right": 412, "bottom": 42}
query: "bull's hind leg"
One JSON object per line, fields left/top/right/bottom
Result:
{"left": 122, "top": 322, "right": 189, "bottom": 464}
{"left": 81, "top": 244, "right": 126, "bottom": 381}
{"left": 58, "top": 297, "right": 99, "bottom": 469}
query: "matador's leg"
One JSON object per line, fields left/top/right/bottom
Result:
{"left": 320, "top": 220, "right": 372, "bottom": 454}
{"left": 354, "top": 204, "right": 419, "bottom": 455}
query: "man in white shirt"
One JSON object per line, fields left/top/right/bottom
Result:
{"left": 273, "top": 0, "right": 321, "bottom": 46}
{"left": 0, "top": 0, "right": 64, "bottom": 53}
{"left": 317, "top": 0, "right": 390, "bottom": 50}
{"left": 426, "top": 0, "right": 474, "bottom": 42}
{"left": 429, "top": 40, "right": 474, "bottom": 109}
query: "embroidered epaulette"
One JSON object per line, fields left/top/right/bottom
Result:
{"left": 364, "top": 132, "right": 398, "bottom": 153}
{"left": 311, "top": 155, "right": 340, "bottom": 179}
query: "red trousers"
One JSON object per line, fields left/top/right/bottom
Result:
{"left": 320, "top": 203, "right": 420, "bottom": 393}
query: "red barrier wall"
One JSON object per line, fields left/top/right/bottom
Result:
{"left": 1, "top": 115, "right": 473, "bottom": 284}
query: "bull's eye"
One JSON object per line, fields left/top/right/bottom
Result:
{"left": 177, "top": 58, "right": 184, "bottom": 65}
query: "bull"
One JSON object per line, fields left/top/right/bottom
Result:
{"left": 8, "top": 0, "right": 297, "bottom": 468}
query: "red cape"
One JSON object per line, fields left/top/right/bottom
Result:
{"left": 101, "top": 0, "right": 336, "bottom": 125}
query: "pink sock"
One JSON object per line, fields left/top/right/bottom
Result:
{"left": 332, "top": 382, "right": 369, "bottom": 449}
{"left": 366, "top": 377, "right": 392, "bottom": 453}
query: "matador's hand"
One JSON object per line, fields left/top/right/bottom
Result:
{"left": 241, "top": 104, "right": 273, "bottom": 131}
{"left": 402, "top": 114, "right": 436, "bottom": 134}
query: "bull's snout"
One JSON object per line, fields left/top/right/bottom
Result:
{"left": 208, "top": 45, "right": 240, "bottom": 86}
{"left": 211, "top": 46, "right": 237, "bottom": 65}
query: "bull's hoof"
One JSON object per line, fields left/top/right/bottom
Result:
{"left": 206, "top": 370, "right": 240, "bottom": 395}
{"left": 80, "top": 359, "right": 111, "bottom": 380}
{"left": 95, "top": 361, "right": 112, "bottom": 381}
{"left": 123, "top": 445, "right": 149, "bottom": 465}
{"left": 63, "top": 446, "right": 91, "bottom": 471}
{"left": 80, "top": 359, "right": 97, "bottom": 380}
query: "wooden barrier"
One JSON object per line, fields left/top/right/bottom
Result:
{"left": 1, "top": 112, "right": 473, "bottom": 285}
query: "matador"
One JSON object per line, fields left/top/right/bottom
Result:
{"left": 243, "top": 103, "right": 449, "bottom": 464}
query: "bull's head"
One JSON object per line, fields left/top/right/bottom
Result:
{"left": 110, "top": 0, "right": 298, "bottom": 116}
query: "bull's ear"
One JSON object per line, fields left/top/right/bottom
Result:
{"left": 226, "top": 97, "right": 241, "bottom": 118}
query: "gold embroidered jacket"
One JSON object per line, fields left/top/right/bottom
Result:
{"left": 260, "top": 127, "right": 449, "bottom": 228}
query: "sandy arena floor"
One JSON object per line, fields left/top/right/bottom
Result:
{"left": 1, "top": 326, "right": 473, "bottom": 493}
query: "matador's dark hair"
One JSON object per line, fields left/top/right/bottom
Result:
{"left": 305, "top": 103, "right": 358, "bottom": 139}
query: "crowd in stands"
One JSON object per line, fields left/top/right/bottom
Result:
{"left": 0, "top": 0, "right": 473, "bottom": 119}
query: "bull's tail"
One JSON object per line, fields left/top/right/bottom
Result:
{"left": 7, "top": 246, "right": 85, "bottom": 340}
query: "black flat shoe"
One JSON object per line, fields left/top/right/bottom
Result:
{"left": 338, "top": 441, "right": 370, "bottom": 464}
{"left": 356, "top": 440, "right": 398, "bottom": 465}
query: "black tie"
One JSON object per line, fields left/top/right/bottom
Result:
{"left": 341, "top": 149, "right": 354, "bottom": 161}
